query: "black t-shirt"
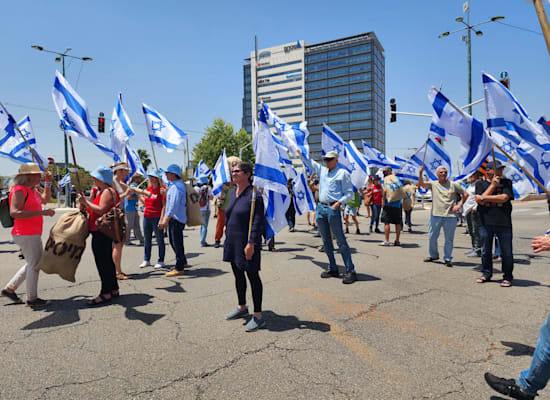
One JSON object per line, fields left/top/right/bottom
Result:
{"left": 475, "top": 178, "right": 513, "bottom": 226}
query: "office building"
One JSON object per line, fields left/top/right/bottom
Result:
{"left": 242, "top": 32, "right": 385, "bottom": 157}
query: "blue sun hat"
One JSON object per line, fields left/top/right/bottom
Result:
{"left": 148, "top": 169, "right": 161, "bottom": 179}
{"left": 165, "top": 164, "right": 182, "bottom": 178}
{"left": 90, "top": 166, "right": 114, "bottom": 185}
{"left": 197, "top": 174, "right": 209, "bottom": 185}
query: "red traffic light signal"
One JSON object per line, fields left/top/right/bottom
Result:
{"left": 47, "top": 157, "right": 54, "bottom": 165}
{"left": 98, "top": 112, "right": 105, "bottom": 133}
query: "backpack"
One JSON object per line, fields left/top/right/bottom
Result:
{"left": 198, "top": 185, "right": 209, "bottom": 208}
{"left": 0, "top": 190, "right": 29, "bottom": 228}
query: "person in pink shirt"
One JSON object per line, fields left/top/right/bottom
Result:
{"left": 1, "top": 163, "right": 55, "bottom": 309}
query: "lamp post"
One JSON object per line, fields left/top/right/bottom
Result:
{"left": 31, "top": 45, "right": 93, "bottom": 206}
{"left": 438, "top": 3, "right": 504, "bottom": 115}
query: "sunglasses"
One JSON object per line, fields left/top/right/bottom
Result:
{"left": 323, "top": 157, "right": 335, "bottom": 162}
{"left": 231, "top": 169, "right": 242, "bottom": 174}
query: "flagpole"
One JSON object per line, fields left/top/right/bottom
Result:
{"left": 68, "top": 136, "right": 83, "bottom": 193}
{"left": 493, "top": 142, "right": 550, "bottom": 196}
{"left": 149, "top": 140, "right": 159, "bottom": 171}
{"left": 248, "top": 186, "right": 256, "bottom": 241}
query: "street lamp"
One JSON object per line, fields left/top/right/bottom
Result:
{"left": 31, "top": 45, "right": 93, "bottom": 206}
{"left": 438, "top": 4, "right": 504, "bottom": 115}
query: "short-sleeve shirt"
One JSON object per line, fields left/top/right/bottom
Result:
{"left": 10, "top": 185, "right": 42, "bottom": 236}
{"left": 143, "top": 185, "right": 165, "bottom": 219}
{"left": 125, "top": 184, "right": 139, "bottom": 212}
{"left": 475, "top": 178, "right": 513, "bottom": 226}
{"left": 425, "top": 180, "right": 465, "bottom": 217}
{"left": 368, "top": 183, "right": 383, "bottom": 206}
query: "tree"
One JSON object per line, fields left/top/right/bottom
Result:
{"left": 192, "top": 118, "right": 254, "bottom": 169}
{"left": 46, "top": 164, "right": 94, "bottom": 192}
{"left": 137, "top": 149, "right": 152, "bottom": 172}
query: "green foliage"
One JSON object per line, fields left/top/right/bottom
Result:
{"left": 192, "top": 118, "right": 254, "bottom": 169}
{"left": 46, "top": 164, "right": 94, "bottom": 191}
{"left": 137, "top": 149, "right": 152, "bottom": 172}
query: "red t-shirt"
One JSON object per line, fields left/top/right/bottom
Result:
{"left": 144, "top": 185, "right": 165, "bottom": 219}
{"left": 369, "top": 183, "right": 383, "bottom": 206}
{"left": 88, "top": 188, "right": 119, "bottom": 232}
{"left": 10, "top": 185, "right": 43, "bottom": 236}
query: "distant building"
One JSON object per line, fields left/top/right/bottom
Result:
{"left": 242, "top": 32, "right": 385, "bottom": 158}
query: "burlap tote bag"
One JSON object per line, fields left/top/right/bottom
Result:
{"left": 185, "top": 181, "right": 204, "bottom": 227}
{"left": 36, "top": 210, "right": 89, "bottom": 282}
{"left": 383, "top": 174, "right": 407, "bottom": 203}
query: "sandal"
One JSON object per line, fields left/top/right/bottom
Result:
{"left": 86, "top": 293, "right": 112, "bottom": 307}
{"left": 1, "top": 289, "right": 24, "bottom": 304}
{"left": 476, "top": 276, "right": 491, "bottom": 283}
{"left": 500, "top": 280, "right": 512, "bottom": 287}
{"left": 111, "top": 290, "right": 120, "bottom": 298}
{"left": 116, "top": 272, "right": 132, "bottom": 280}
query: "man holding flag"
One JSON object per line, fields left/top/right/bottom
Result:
{"left": 299, "top": 150, "right": 356, "bottom": 284}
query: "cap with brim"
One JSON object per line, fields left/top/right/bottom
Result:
{"left": 486, "top": 160, "right": 504, "bottom": 169}
{"left": 18, "top": 163, "right": 41, "bottom": 175}
{"left": 322, "top": 150, "right": 338, "bottom": 159}
{"left": 148, "top": 170, "right": 161, "bottom": 179}
{"left": 165, "top": 164, "right": 182, "bottom": 177}
{"left": 112, "top": 163, "right": 130, "bottom": 172}
{"left": 90, "top": 166, "right": 114, "bottom": 185}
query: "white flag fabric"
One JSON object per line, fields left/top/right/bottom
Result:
{"left": 126, "top": 146, "right": 148, "bottom": 178}
{"left": 321, "top": 124, "right": 357, "bottom": 173}
{"left": 52, "top": 70, "right": 115, "bottom": 159}
{"left": 142, "top": 103, "right": 186, "bottom": 152}
{"left": 58, "top": 173, "right": 71, "bottom": 187}
{"left": 505, "top": 163, "right": 539, "bottom": 198}
{"left": 262, "top": 103, "right": 310, "bottom": 159}
{"left": 253, "top": 108, "right": 290, "bottom": 239}
{"left": 344, "top": 140, "right": 369, "bottom": 190}
{"left": 394, "top": 156, "right": 407, "bottom": 168}
{"left": 0, "top": 103, "right": 34, "bottom": 165}
{"left": 271, "top": 132, "right": 297, "bottom": 181}
{"left": 16, "top": 116, "right": 48, "bottom": 167}
{"left": 292, "top": 171, "right": 315, "bottom": 216}
{"left": 428, "top": 87, "right": 493, "bottom": 180}
{"left": 361, "top": 141, "right": 401, "bottom": 169}
{"left": 396, "top": 138, "right": 453, "bottom": 182}
{"left": 194, "top": 160, "right": 211, "bottom": 178}
{"left": 110, "top": 93, "right": 135, "bottom": 162}
{"left": 211, "top": 149, "right": 230, "bottom": 197}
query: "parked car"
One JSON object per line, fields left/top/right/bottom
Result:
{"left": 415, "top": 189, "right": 432, "bottom": 202}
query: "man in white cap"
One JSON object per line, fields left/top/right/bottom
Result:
{"left": 300, "top": 150, "right": 357, "bottom": 284}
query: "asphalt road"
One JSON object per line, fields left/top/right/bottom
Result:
{"left": 1, "top": 201, "right": 549, "bottom": 399}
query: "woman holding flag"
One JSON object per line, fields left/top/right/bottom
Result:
{"left": 223, "top": 161, "right": 266, "bottom": 332}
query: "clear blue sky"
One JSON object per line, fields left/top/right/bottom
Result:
{"left": 1, "top": 0, "right": 549, "bottom": 175}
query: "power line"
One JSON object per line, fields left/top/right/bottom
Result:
{"left": 496, "top": 21, "right": 543, "bottom": 36}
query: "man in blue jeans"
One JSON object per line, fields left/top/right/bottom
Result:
{"left": 474, "top": 160, "right": 514, "bottom": 287}
{"left": 159, "top": 164, "right": 188, "bottom": 277}
{"left": 484, "top": 234, "right": 550, "bottom": 399}
{"left": 300, "top": 150, "right": 356, "bottom": 284}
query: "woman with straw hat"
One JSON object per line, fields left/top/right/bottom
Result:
{"left": 1, "top": 163, "right": 55, "bottom": 309}
{"left": 78, "top": 166, "right": 120, "bottom": 306}
{"left": 111, "top": 162, "right": 132, "bottom": 280}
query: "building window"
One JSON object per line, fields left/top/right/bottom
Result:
{"left": 258, "top": 77, "right": 302, "bottom": 88}
{"left": 328, "top": 113, "right": 348, "bottom": 122}
{"left": 327, "top": 86, "right": 348, "bottom": 95}
{"left": 349, "top": 82, "right": 372, "bottom": 92}
{"left": 306, "top": 63, "right": 326, "bottom": 73}
{"left": 306, "top": 53, "right": 327, "bottom": 62}
{"left": 349, "top": 44, "right": 372, "bottom": 54}
{"left": 327, "top": 67, "right": 348, "bottom": 77}
{"left": 307, "top": 107, "right": 327, "bottom": 116}
{"left": 349, "top": 120, "right": 373, "bottom": 129}
{"left": 258, "top": 60, "right": 301, "bottom": 71}
{"left": 308, "top": 71, "right": 327, "bottom": 80}
{"left": 271, "top": 104, "right": 303, "bottom": 111}
{"left": 349, "top": 73, "right": 372, "bottom": 83}
{"left": 349, "top": 54, "right": 372, "bottom": 64}
{"left": 328, "top": 104, "right": 348, "bottom": 113}
{"left": 350, "top": 101, "right": 372, "bottom": 111}
{"left": 264, "top": 95, "right": 302, "bottom": 104}
{"left": 259, "top": 86, "right": 302, "bottom": 96}
{"left": 306, "top": 88, "right": 327, "bottom": 99}
{"left": 278, "top": 112, "right": 303, "bottom": 118}
{"left": 306, "top": 80, "right": 327, "bottom": 90}
{"left": 308, "top": 98, "right": 328, "bottom": 107}
{"left": 349, "top": 111, "right": 372, "bottom": 120}
{"left": 328, "top": 95, "right": 348, "bottom": 105}
{"left": 349, "top": 64, "right": 370, "bottom": 73}
{"left": 349, "top": 92, "right": 372, "bottom": 102}
{"left": 258, "top": 68, "right": 302, "bottom": 80}
{"left": 327, "top": 58, "right": 348, "bottom": 68}
{"left": 327, "top": 48, "right": 349, "bottom": 59}
{"left": 328, "top": 76, "right": 348, "bottom": 87}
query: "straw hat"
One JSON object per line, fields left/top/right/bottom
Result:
{"left": 112, "top": 162, "right": 130, "bottom": 172}
{"left": 18, "top": 163, "right": 41, "bottom": 175}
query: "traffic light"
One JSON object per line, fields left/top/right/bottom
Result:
{"left": 98, "top": 112, "right": 105, "bottom": 133}
{"left": 389, "top": 98, "right": 397, "bottom": 123}
{"left": 499, "top": 71, "right": 510, "bottom": 89}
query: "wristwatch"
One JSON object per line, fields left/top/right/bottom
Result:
{"left": 480, "top": 195, "right": 484, "bottom": 201}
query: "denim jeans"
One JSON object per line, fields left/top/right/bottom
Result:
{"left": 517, "top": 313, "right": 550, "bottom": 396}
{"left": 169, "top": 219, "right": 188, "bottom": 270}
{"left": 200, "top": 209, "right": 211, "bottom": 246}
{"left": 466, "top": 212, "right": 481, "bottom": 253}
{"left": 404, "top": 209, "right": 412, "bottom": 227}
{"left": 479, "top": 224, "right": 513, "bottom": 281}
{"left": 428, "top": 215, "right": 457, "bottom": 261}
{"left": 316, "top": 203, "right": 355, "bottom": 273}
{"left": 370, "top": 204, "right": 381, "bottom": 228}
{"left": 143, "top": 217, "right": 165, "bottom": 263}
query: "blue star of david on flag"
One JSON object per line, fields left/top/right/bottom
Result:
{"left": 541, "top": 152, "right": 550, "bottom": 169}
{"left": 501, "top": 141, "right": 514, "bottom": 154}
{"left": 332, "top": 144, "right": 341, "bottom": 153}
{"left": 510, "top": 173, "right": 523, "bottom": 183}
{"left": 296, "top": 190, "right": 305, "bottom": 201}
{"left": 377, "top": 153, "right": 386, "bottom": 161}
{"left": 429, "top": 159, "right": 442, "bottom": 170}
{"left": 349, "top": 161, "right": 356, "bottom": 171}
{"left": 151, "top": 120, "right": 165, "bottom": 134}
{"left": 407, "top": 165, "right": 416, "bottom": 174}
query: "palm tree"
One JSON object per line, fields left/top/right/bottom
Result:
{"left": 137, "top": 149, "right": 152, "bottom": 172}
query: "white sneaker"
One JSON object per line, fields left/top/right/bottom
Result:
{"left": 153, "top": 261, "right": 165, "bottom": 269}
{"left": 139, "top": 261, "right": 151, "bottom": 268}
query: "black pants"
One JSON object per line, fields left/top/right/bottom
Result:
{"left": 231, "top": 263, "right": 263, "bottom": 313}
{"left": 168, "top": 219, "right": 187, "bottom": 270}
{"left": 91, "top": 231, "right": 119, "bottom": 295}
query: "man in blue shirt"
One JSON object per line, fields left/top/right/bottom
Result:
{"left": 301, "top": 150, "right": 356, "bottom": 284}
{"left": 159, "top": 164, "right": 188, "bottom": 276}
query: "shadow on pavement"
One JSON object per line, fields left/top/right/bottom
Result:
{"left": 183, "top": 267, "right": 227, "bottom": 279}
{"left": 514, "top": 258, "right": 531, "bottom": 265}
{"left": 0, "top": 249, "right": 19, "bottom": 254}
{"left": 501, "top": 341, "right": 535, "bottom": 357}
{"left": 290, "top": 254, "right": 315, "bottom": 261}
{"left": 22, "top": 293, "right": 165, "bottom": 330}
{"left": 398, "top": 243, "right": 420, "bottom": 249}
{"left": 129, "top": 270, "right": 166, "bottom": 280}
{"left": 490, "top": 396, "right": 508, "bottom": 400}
{"left": 451, "top": 261, "right": 479, "bottom": 267}
{"left": 260, "top": 310, "right": 330, "bottom": 332}
{"left": 186, "top": 252, "right": 203, "bottom": 259}
{"left": 311, "top": 261, "right": 381, "bottom": 282}
{"left": 156, "top": 281, "right": 185, "bottom": 293}
{"left": 272, "top": 247, "right": 305, "bottom": 253}
{"left": 511, "top": 279, "right": 542, "bottom": 287}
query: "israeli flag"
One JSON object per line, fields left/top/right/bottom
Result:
{"left": 321, "top": 124, "right": 355, "bottom": 172}
{"left": 538, "top": 117, "right": 550, "bottom": 137}
{"left": 194, "top": 160, "right": 211, "bottom": 178}
{"left": 16, "top": 116, "right": 48, "bottom": 167}
{"left": 126, "top": 146, "right": 148, "bottom": 178}
{"left": 344, "top": 140, "right": 369, "bottom": 191}
{"left": 396, "top": 138, "right": 453, "bottom": 182}
{"left": 483, "top": 72, "right": 550, "bottom": 154}
{"left": 212, "top": 149, "right": 230, "bottom": 197}
{"left": 394, "top": 155, "right": 407, "bottom": 168}
{"left": 292, "top": 171, "right": 315, "bottom": 216}
{"left": 52, "top": 71, "right": 115, "bottom": 159}
{"left": 58, "top": 173, "right": 71, "bottom": 187}
{"left": 0, "top": 103, "right": 34, "bottom": 165}
{"left": 110, "top": 93, "right": 135, "bottom": 162}
{"left": 504, "top": 162, "right": 539, "bottom": 198}
{"left": 361, "top": 141, "right": 401, "bottom": 169}
{"left": 254, "top": 108, "right": 290, "bottom": 239}
{"left": 271, "top": 132, "right": 297, "bottom": 181}
{"left": 428, "top": 87, "right": 493, "bottom": 181}
{"left": 142, "top": 103, "right": 186, "bottom": 152}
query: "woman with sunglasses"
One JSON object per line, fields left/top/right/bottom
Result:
{"left": 223, "top": 162, "right": 266, "bottom": 332}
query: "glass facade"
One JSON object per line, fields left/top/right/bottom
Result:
{"left": 242, "top": 33, "right": 385, "bottom": 156}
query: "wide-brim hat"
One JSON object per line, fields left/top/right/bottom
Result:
{"left": 322, "top": 150, "right": 338, "bottom": 159}
{"left": 165, "top": 164, "right": 181, "bottom": 177}
{"left": 91, "top": 166, "right": 114, "bottom": 185}
{"left": 148, "top": 170, "right": 161, "bottom": 179}
{"left": 18, "top": 163, "right": 41, "bottom": 175}
{"left": 112, "top": 162, "right": 130, "bottom": 172}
